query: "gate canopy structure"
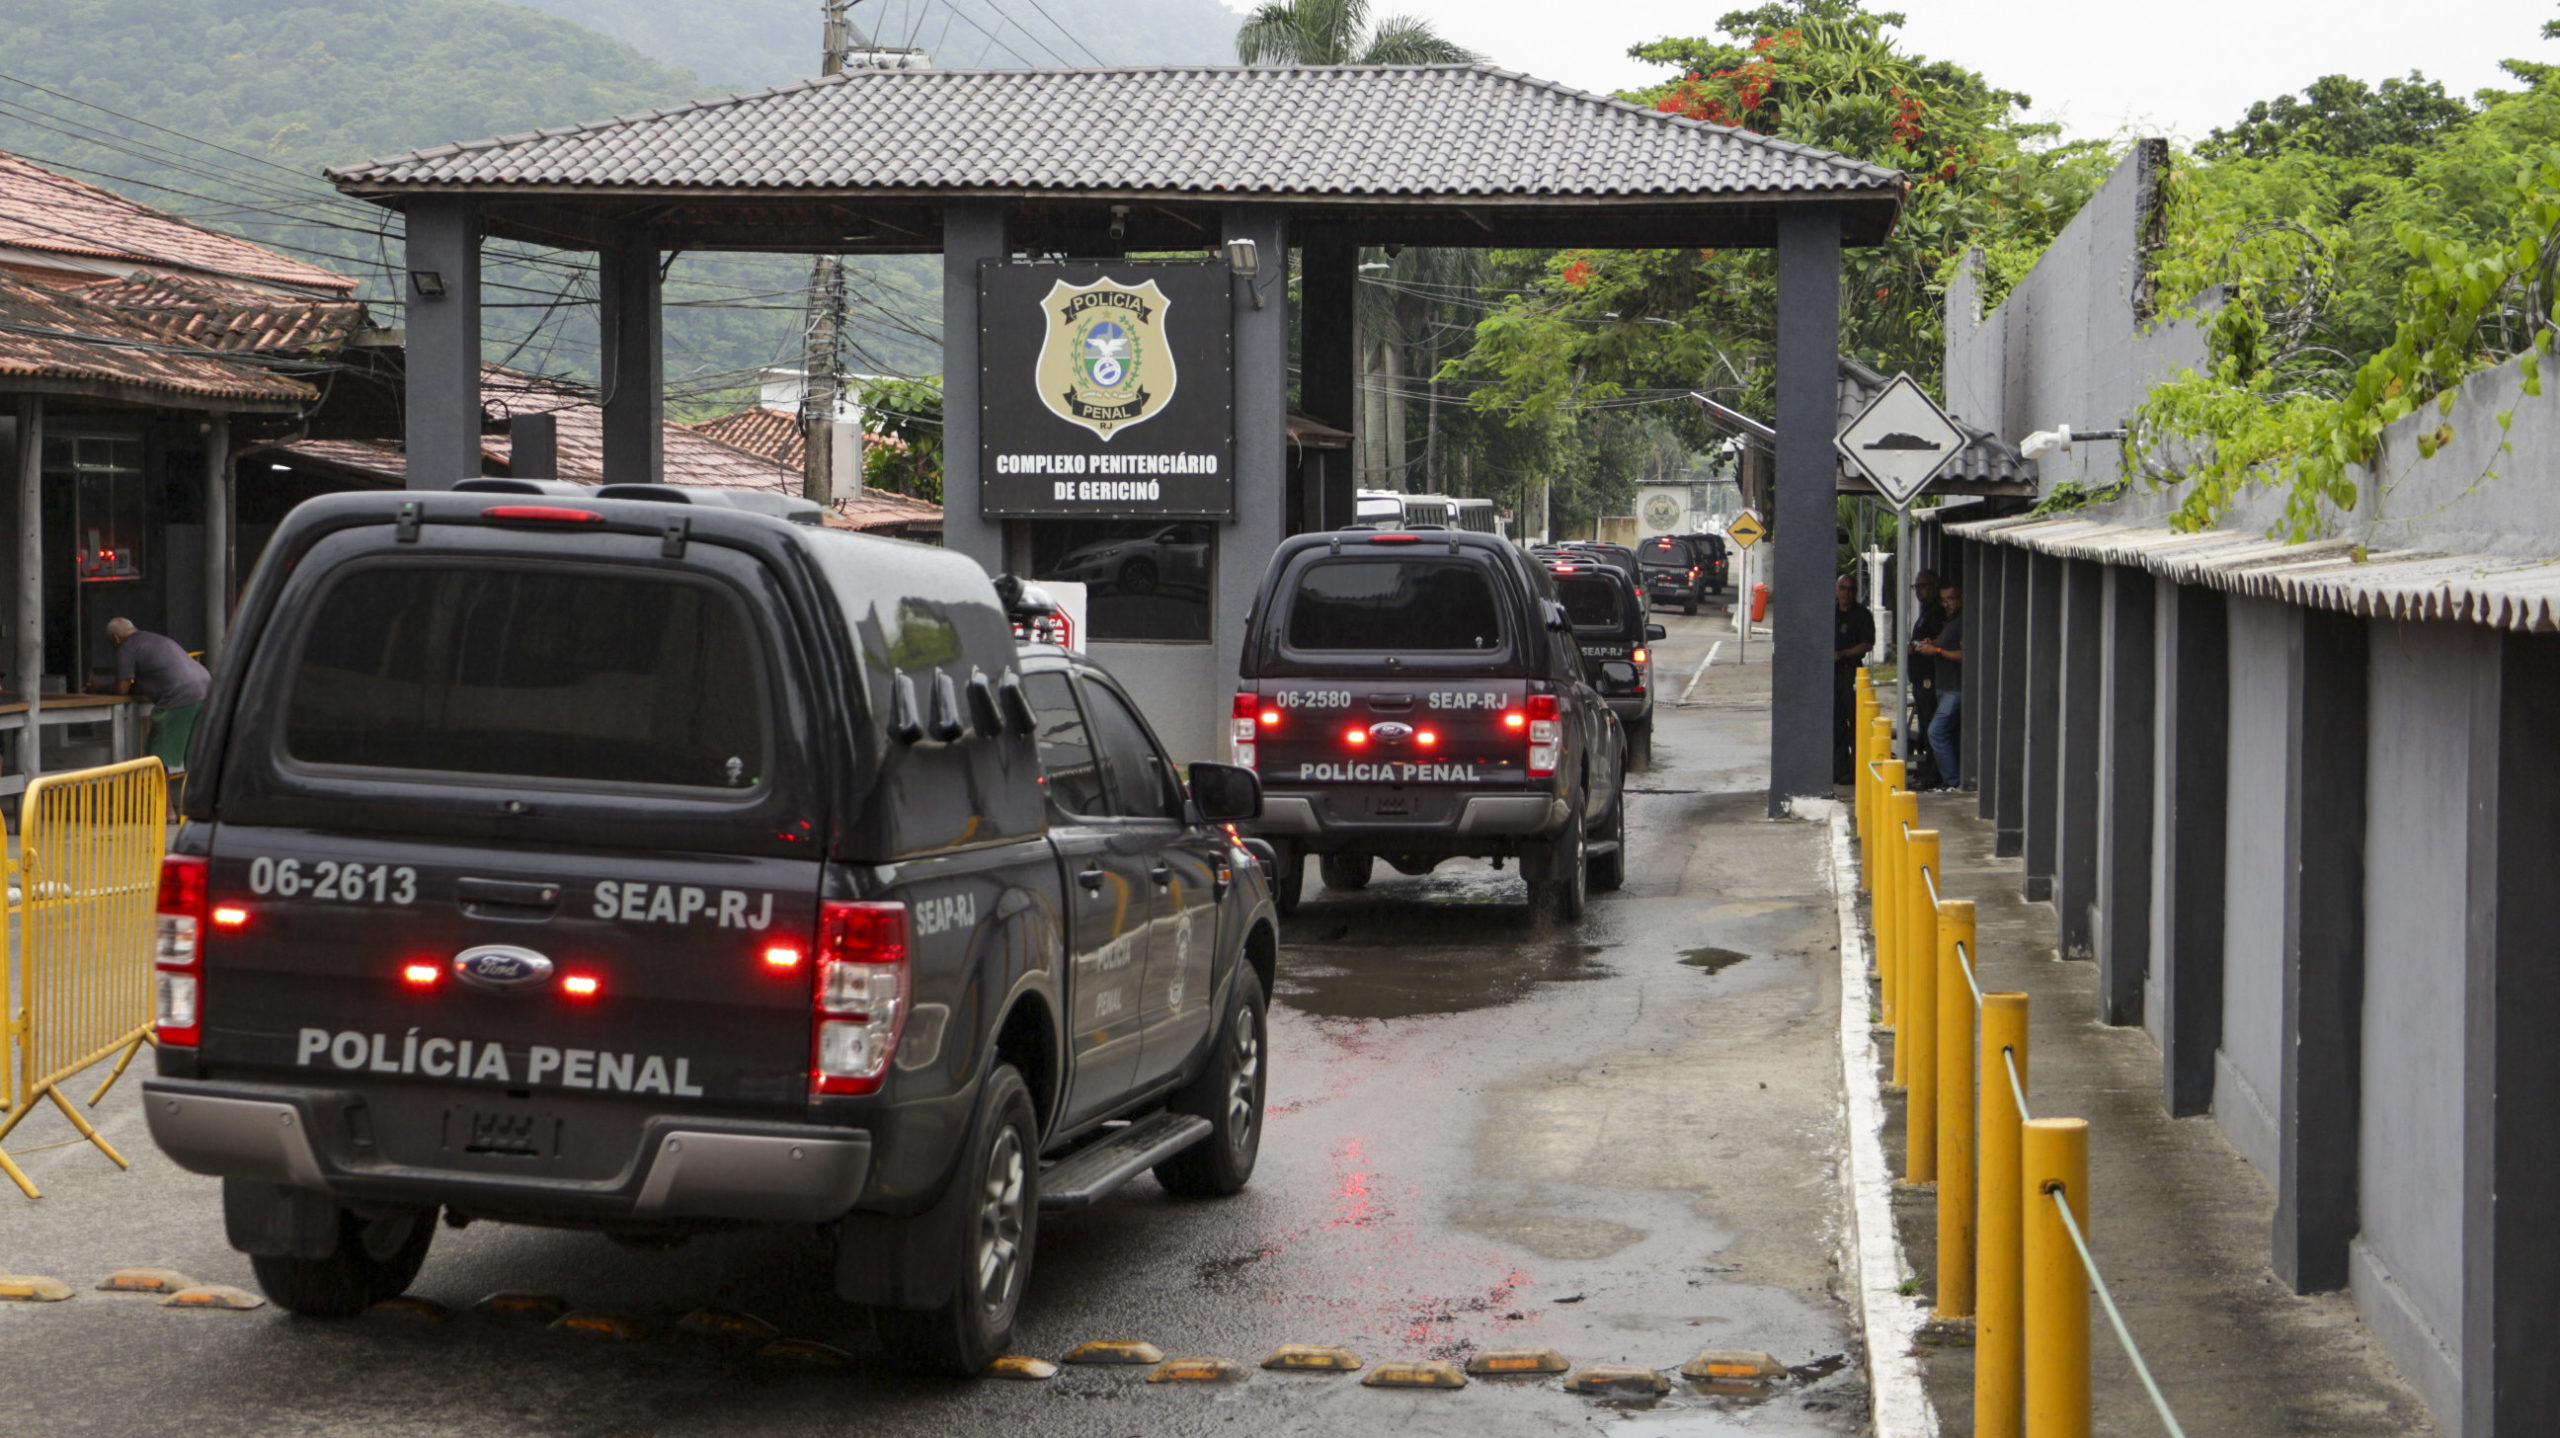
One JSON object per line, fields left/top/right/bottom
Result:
{"left": 328, "top": 64, "right": 1904, "bottom": 809}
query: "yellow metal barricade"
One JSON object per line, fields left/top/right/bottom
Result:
{"left": 0, "top": 757, "right": 168, "bottom": 1198}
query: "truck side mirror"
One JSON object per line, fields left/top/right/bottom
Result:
{"left": 1187, "top": 761, "right": 1263, "bottom": 822}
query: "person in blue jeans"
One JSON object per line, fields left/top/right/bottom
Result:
{"left": 1915, "top": 581, "right": 1965, "bottom": 787}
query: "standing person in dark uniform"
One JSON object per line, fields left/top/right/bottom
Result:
{"left": 1917, "top": 581, "right": 1965, "bottom": 787}
{"left": 1833, "top": 573, "right": 1876, "bottom": 783}
{"left": 1905, "top": 569, "right": 1946, "bottom": 785}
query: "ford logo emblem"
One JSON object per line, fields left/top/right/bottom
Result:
{"left": 452, "top": 945, "right": 555, "bottom": 991}
{"left": 1368, "top": 721, "right": 1414, "bottom": 743}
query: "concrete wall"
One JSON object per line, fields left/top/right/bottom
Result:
{"left": 2215, "top": 596, "right": 2290, "bottom": 1184}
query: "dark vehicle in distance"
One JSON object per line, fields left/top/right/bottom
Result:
{"left": 1233, "top": 528, "right": 1627, "bottom": 921}
{"left": 141, "top": 488, "right": 1276, "bottom": 1375}
{"left": 1639, "top": 533, "right": 1729, "bottom": 614}
{"left": 1544, "top": 558, "right": 1664, "bottom": 746}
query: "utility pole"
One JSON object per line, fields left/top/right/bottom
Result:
{"left": 800, "top": 0, "right": 861, "bottom": 506}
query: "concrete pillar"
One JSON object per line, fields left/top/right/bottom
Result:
{"left": 401, "top": 197, "right": 482, "bottom": 489}
{"left": 2054, "top": 558, "right": 2103, "bottom": 954}
{"left": 2274, "top": 607, "right": 2367, "bottom": 1293}
{"left": 598, "top": 227, "right": 663, "bottom": 484}
{"left": 1994, "top": 543, "right": 2029, "bottom": 855}
{"left": 2155, "top": 581, "right": 2228, "bottom": 1116}
{"left": 2095, "top": 563, "right": 2155, "bottom": 1025}
{"left": 1298, "top": 229, "right": 1356, "bottom": 529}
{"left": 1770, "top": 205, "right": 1841, "bottom": 816}
{"left": 202, "top": 416, "right": 231, "bottom": 669}
{"left": 2021, "top": 550, "right": 2063, "bottom": 900}
{"left": 13, "top": 395, "right": 40, "bottom": 782}
{"left": 2462, "top": 631, "right": 2560, "bottom": 1438}
{"left": 938, "top": 200, "right": 1008, "bottom": 572}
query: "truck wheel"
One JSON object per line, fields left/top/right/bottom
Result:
{"left": 876, "top": 1064, "right": 1039, "bottom": 1376}
{"left": 1318, "top": 852, "right": 1373, "bottom": 890}
{"left": 1537, "top": 813, "right": 1588, "bottom": 923}
{"left": 1270, "top": 843, "right": 1305, "bottom": 917}
{"left": 1591, "top": 781, "right": 1628, "bottom": 894}
{"left": 248, "top": 1205, "right": 436, "bottom": 1318}
{"left": 1154, "top": 964, "right": 1267, "bottom": 1198}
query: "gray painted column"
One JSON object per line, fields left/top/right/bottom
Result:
{"left": 13, "top": 395, "right": 40, "bottom": 782}
{"left": 401, "top": 196, "right": 482, "bottom": 489}
{"left": 2274, "top": 607, "right": 2366, "bottom": 1293}
{"left": 2094, "top": 563, "right": 2155, "bottom": 1024}
{"left": 2462, "top": 631, "right": 2560, "bottom": 1438}
{"left": 1770, "top": 205, "right": 1841, "bottom": 816}
{"left": 2054, "top": 558, "right": 2103, "bottom": 953}
{"left": 939, "top": 200, "right": 1008, "bottom": 572}
{"left": 1994, "top": 543, "right": 2029, "bottom": 854}
{"left": 202, "top": 416, "right": 231, "bottom": 668}
{"left": 1298, "top": 229, "right": 1356, "bottom": 529}
{"left": 2021, "top": 551, "right": 2063, "bottom": 899}
{"left": 2156, "top": 581, "right": 2228, "bottom": 1116}
{"left": 598, "top": 228, "right": 664, "bottom": 484}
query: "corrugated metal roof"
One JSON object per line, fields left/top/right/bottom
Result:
{"left": 1943, "top": 514, "right": 2560, "bottom": 633}
{"left": 0, "top": 150, "right": 355, "bottom": 294}
{"left": 326, "top": 65, "right": 1904, "bottom": 205}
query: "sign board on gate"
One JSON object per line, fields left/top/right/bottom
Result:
{"left": 977, "top": 262, "right": 1235, "bottom": 518}
{"left": 1834, "top": 372, "right": 1964, "bottom": 510}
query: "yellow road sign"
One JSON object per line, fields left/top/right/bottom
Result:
{"left": 1727, "top": 511, "right": 1766, "bottom": 549}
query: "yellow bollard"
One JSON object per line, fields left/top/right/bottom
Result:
{"left": 1903, "top": 830, "right": 1939, "bottom": 1184}
{"left": 1977, "top": 992, "right": 2030, "bottom": 1438}
{"left": 1886, "top": 789, "right": 1917, "bottom": 1089}
{"left": 1936, "top": 901, "right": 1978, "bottom": 1320}
{"left": 2023, "top": 1117, "right": 2091, "bottom": 1438}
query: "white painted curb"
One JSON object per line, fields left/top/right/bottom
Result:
{"left": 1829, "top": 810, "right": 1939, "bottom": 1438}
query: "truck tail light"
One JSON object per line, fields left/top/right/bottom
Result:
{"left": 812, "top": 901, "right": 908, "bottom": 1097}
{"left": 155, "top": 855, "right": 208, "bottom": 1046}
{"left": 1231, "top": 692, "right": 1259, "bottom": 770}
{"left": 1526, "top": 694, "right": 1563, "bottom": 778}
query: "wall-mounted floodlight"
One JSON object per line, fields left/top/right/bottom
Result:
{"left": 1225, "top": 238, "right": 1264, "bottom": 309}
{"left": 408, "top": 269, "right": 448, "bottom": 299}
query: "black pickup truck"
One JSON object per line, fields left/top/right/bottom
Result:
{"left": 141, "top": 488, "right": 1277, "bottom": 1374}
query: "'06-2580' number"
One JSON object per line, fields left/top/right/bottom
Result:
{"left": 246, "top": 856, "right": 418, "bottom": 905}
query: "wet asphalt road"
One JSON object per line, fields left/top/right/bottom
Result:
{"left": 0, "top": 605, "right": 1866, "bottom": 1437}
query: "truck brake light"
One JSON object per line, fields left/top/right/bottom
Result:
{"left": 154, "top": 855, "right": 208, "bottom": 1046}
{"left": 813, "top": 901, "right": 909, "bottom": 1097}
{"left": 1231, "top": 692, "right": 1259, "bottom": 770}
{"left": 1526, "top": 694, "right": 1563, "bottom": 778}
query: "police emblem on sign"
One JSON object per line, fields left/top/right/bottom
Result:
{"left": 1036, "top": 276, "right": 1178, "bottom": 440}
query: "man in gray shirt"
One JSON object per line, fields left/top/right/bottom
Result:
{"left": 106, "top": 617, "right": 211, "bottom": 775}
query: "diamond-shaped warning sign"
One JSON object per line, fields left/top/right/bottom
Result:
{"left": 1836, "top": 373, "right": 1963, "bottom": 510}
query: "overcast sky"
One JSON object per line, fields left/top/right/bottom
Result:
{"left": 1280, "top": 0, "right": 2560, "bottom": 143}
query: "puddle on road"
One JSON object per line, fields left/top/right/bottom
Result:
{"left": 1677, "top": 946, "right": 1753, "bottom": 974}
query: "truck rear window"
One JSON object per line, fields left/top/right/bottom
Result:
{"left": 1285, "top": 558, "right": 1502, "bottom": 652}
{"left": 283, "top": 565, "right": 767, "bottom": 790}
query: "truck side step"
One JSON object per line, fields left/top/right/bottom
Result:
{"left": 1038, "top": 1112, "right": 1212, "bottom": 1211}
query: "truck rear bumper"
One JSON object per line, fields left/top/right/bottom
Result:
{"left": 143, "top": 1078, "right": 871, "bottom": 1225}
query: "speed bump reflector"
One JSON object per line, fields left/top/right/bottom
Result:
{"left": 98, "top": 1267, "right": 193, "bottom": 1293}
{"left": 1262, "top": 1343, "right": 1363, "bottom": 1372}
{"left": 1063, "top": 1339, "right": 1164, "bottom": 1365}
{"left": 1146, "top": 1356, "right": 1249, "bottom": 1383}
{"left": 0, "top": 1274, "right": 73, "bottom": 1302}
{"left": 1361, "top": 1360, "right": 1466, "bottom": 1390}
{"left": 677, "top": 1307, "right": 779, "bottom": 1340}
{"left": 161, "top": 1285, "right": 266, "bottom": 1311}
{"left": 985, "top": 1355, "right": 1060, "bottom": 1381}
{"left": 550, "top": 1310, "right": 646, "bottom": 1341}
{"left": 366, "top": 1296, "right": 453, "bottom": 1322}
{"left": 474, "top": 1292, "right": 569, "bottom": 1322}
{"left": 1565, "top": 1363, "right": 1669, "bottom": 1397}
{"left": 758, "top": 1338, "right": 852, "bottom": 1366}
{"left": 1464, "top": 1346, "right": 1569, "bottom": 1377}
{"left": 1679, "top": 1349, "right": 1786, "bottom": 1382}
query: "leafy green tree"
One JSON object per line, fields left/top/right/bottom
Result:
{"left": 1234, "top": 0, "right": 1479, "bottom": 66}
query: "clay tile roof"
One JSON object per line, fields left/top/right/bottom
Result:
{"left": 78, "top": 273, "right": 368, "bottom": 355}
{"left": 0, "top": 269, "right": 316, "bottom": 408}
{"left": 328, "top": 65, "right": 1904, "bottom": 208}
{"left": 0, "top": 150, "right": 355, "bottom": 294}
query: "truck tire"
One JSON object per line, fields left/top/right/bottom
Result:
{"left": 1536, "top": 812, "right": 1588, "bottom": 923}
{"left": 876, "top": 1064, "right": 1039, "bottom": 1376}
{"left": 248, "top": 1205, "right": 436, "bottom": 1318}
{"left": 1154, "top": 964, "right": 1267, "bottom": 1198}
{"left": 1318, "top": 852, "right": 1373, "bottom": 890}
{"left": 1591, "top": 780, "right": 1628, "bottom": 894}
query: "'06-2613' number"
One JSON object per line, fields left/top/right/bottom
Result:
{"left": 246, "top": 856, "right": 418, "bottom": 905}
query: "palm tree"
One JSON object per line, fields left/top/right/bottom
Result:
{"left": 1234, "top": 0, "right": 1479, "bottom": 66}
